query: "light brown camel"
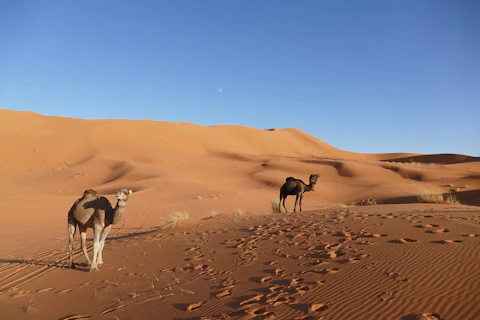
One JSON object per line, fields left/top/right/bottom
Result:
{"left": 68, "top": 188, "right": 132, "bottom": 271}
{"left": 279, "top": 174, "right": 319, "bottom": 213}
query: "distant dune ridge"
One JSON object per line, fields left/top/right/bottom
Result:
{"left": 0, "top": 108, "right": 478, "bottom": 207}
{"left": 0, "top": 108, "right": 479, "bottom": 320}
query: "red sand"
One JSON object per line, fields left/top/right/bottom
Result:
{"left": 0, "top": 109, "right": 479, "bottom": 319}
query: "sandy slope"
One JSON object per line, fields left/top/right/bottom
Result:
{"left": 0, "top": 109, "right": 479, "bottom": 319}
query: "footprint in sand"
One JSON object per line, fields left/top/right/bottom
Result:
{"left": 215, "top": 290, "right": 231, "bottom": 298}
{"left": 379, "top": 290, "right": 396, "bottom": 302}
{"left": 61, "top": 314, "right": 92, "bottom": 320}
{"left": 187, "top": 301, "right": 203, "bottom": 311}
{"left": 10, "top": 291, "right": 32, "bottom": 298}
{"left": 57, "top": 289, "right": 73, "bottom": 294}
{"left": 372, "top": 233, "right": 388, "bottom": 238}
{"left": 319, "top": 268, "right": 340, "bottom": 275}
{"left": 425, "top": 229, "right": 449, "bottom": 234}
{"left": 430, "top": 240, "right": 462, "bottom": 245}
{"left": 461, "top": 233, "right": 479, "bottom": 237}
{"left": 414, "top": 224, "right": 439, "bottom": 228}
{"left": 356, "top": 240, "right": 376, "bottom": 245}
{"left": 385, "top": 272, "right": 409, "bottom": 282}
{"left": 326, "top": 250, "right": 344, "bottom": 258}
{"left": 240, "top": 294, "right": 264, "bottom": 306}
{"left": 36, "top": 287, "right": 55, "bottom": 293}
{"left": 100, "top": 305, "right": 126, "bottom": 315}
{"left": 289, "top": 278, "right": 304, "bottom": 286}
{"left": 388, "top": 238, "right": 418, "bottom": 244}
{"left": 79, "top": 281, "right": 95, "bottom": 287}
{"left": 244, "top": 307, "right": 275, "bottom": 319}
{"left": 309, "top": 302, "right": 329, "bottom": 312}
{"left": 400, "top": 313, "right": 442, "bottom": 320}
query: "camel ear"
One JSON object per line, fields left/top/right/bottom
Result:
{"left": 128, "top": 190, "right": 133, "bottom": 195}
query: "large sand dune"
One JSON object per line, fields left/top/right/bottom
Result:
{"left": 0, "top": 109, "right": 479, "bottom": 319}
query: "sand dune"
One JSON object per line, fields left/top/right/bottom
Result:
{"left": 0, "top": 109, "right": 479, "bottom": 319}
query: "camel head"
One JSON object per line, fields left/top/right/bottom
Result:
{"left": 309, "top": 174, "right": 320, "bottom": 190}
{"left": 115, "top": 189, "right": 133, "bottom": 200}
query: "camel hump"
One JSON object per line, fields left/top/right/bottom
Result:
{"left": 286, "top": 176, "right": 296, "bottom": 181}
{"left": 82, "top": 189, "right": 100, "bottom": 200}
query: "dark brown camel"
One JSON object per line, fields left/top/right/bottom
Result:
{"left": 68, "top": 188, "right": 132, "bottom": 271}
{"left": 279, "top": 174, "right": 319, "bottom": 213}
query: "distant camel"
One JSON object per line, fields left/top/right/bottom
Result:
{"left": 279, "top": 174, "right": 319, "bottom": 213}
{"left": 68, "top": 189, "right": 132, "bottom": 271}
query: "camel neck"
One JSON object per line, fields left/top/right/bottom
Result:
{"left": 116, "top": 199, "right": 126, "bottom": 207}
{"left": 110, "top": 200, "right": 127, "bottom": 225}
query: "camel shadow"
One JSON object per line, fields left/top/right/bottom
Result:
{"left": 0, "top": 258, "right": 93, "bottom": 273}
{"left": 0, "top": 258, "right": 65, "bottom": 268}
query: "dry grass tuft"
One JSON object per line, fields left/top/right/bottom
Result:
{"left": 337, "top": 202, "right": 356, "bottom": 208}
{"left": 164, "top": 211, "right": 190, "bottom": 229}
{"left": 270, "top": 199, "right": 284, "bottom": 213}
{"left": 357, "top": 198, "right": 377, "bottom": 206}
{"left": 206, "top": 208, "right": 219, "bottom": 219}
{"left": 417, "top": 192, "right": 459, "bottom": 204}
{"left": 444, "top": 193, "right": 459, "bottom": 204}
{"left": 232, "top": 208, "right": 245, "bottom": 216}
{"left": 25, "top": 296, "right": 35, "bottom": 312}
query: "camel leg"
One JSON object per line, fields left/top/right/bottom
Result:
{"left": 293, "top": 194, "right": 299, "bottom": 212}
{"left": 90, "top": 225, "right": 102, "bottom": 272}
{"left": 78, "top": 225, "right": 91, "bottom": 267}
{"left": 97, "top": 225, "right": 112, "bottom": 267}
{"left": 299, "top": 193, "right": 304, "bottom": 212}
{"left": 68, "top": 216, "right": 77, "bottom": 268}
{"left": 281, "top": 195, "right": 288, "bottom": 213}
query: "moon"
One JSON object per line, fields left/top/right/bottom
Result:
{"left": 218, "top": 88, "right": 223, "bottom": 93}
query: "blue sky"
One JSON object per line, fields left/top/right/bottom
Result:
{"left": 1, "top": 1, "right": 479, "bottom": 155}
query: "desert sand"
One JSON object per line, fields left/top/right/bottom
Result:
{"left": 0, "top": 108, "right": 479, "bottom": 320}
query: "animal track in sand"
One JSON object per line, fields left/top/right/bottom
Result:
{"left": 309, "top": 302, "right": 329, "bottom": 312}
{"left": 425, "top": 229, "right": 449, "bottom": 234}
{"left": 187, "top": 301, "right": 203, "bottom": 311}
{"left": 240, "top": 294, "right": 264, "bottom": 306}
{"left": 79, "top": 281, "right": 95, "bottom": 287}
{"left": 10, "top": 290, "right": 32, "bottom": 298}
{"left": 388, "top": 238, "right": 418, "bottom": 244}
{"left": 461, "top": 233, "right": 479, "bottom": 237}
{"left": 215, "top": 290, "right": 231, "bottom": 298}
{"left": 430, "top": 240, "right": 462, "bottom": 245}
{"left": 56, "top": 289, "right": 73, "bottom": 294}
{"left": 414, "top": 224, "right": 440, "bottom": 228}
{"left": 400, "top": 313, "right": 442, "bottom": 320}
{"left": 36, "top": 287, "right": 55, "bottom": 293}
{"left": 380, "top": 290, "right": 396, "bottom": 301}
{"left": 61, "top": 314, "right": 92, "bottom": 320}
{"left": 100, "top": 304, "right": 126, "bottom": 314}
{"left": 356, "top": 239, "right": 376, "bottom": 245}
{"left": 326, "top": 250, "right": 344, "bottom": 258}
{"left": 385, "top": 272, "right": 409, "bottom": 282}
{"left": 319, "top": 268, "right": 340, "bottom": 275}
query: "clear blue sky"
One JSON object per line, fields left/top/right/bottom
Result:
{"left": 1, "top": 1, "right": 479, "bottom": 155}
